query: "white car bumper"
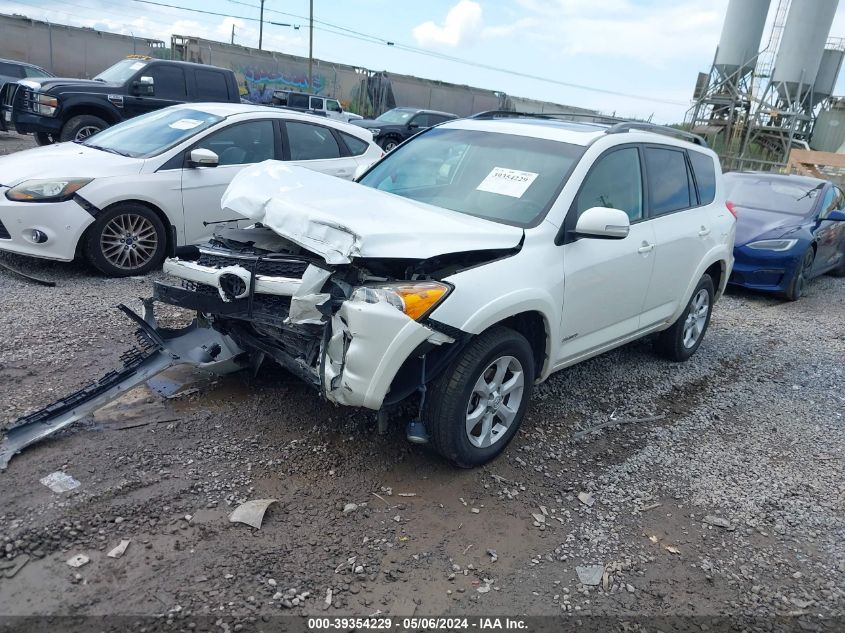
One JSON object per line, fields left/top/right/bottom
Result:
{"left": 0, "top": 189, "right": 94, "bottom": 261}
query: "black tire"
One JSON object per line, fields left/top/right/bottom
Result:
{"left": 379, "top": 135, "right": 401, "bottom": 152}
{"left": 423, "top": 326, "right": 535, "bottom": 468}
{"left": 654, "top": 274, "right": 715, "bottom": 362}
{"left": 83, "top": 203, "right": 167, "bottom": 277}
{"left": 34, "top": 132, "right": 55, "bottom": 145}
{"left": 829, "top": 246, "right": 845, "bottom": 277}
{"left": 784, "top": 247, "right": 814, "bottom": 301}
{"left": 59, "top": 114, "right": 109, "bottom": 142}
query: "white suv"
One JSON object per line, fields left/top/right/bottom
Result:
{"left": 153, "top": 112, "right": 736, "bottom": 467}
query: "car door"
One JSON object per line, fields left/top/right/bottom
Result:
{"left": 325, "top": 98, "right": 344, "bottom": 120}
{"left": 124, "top": 64, "right": 188, "bottom": 117}
{"left": 559, "top": 145, "right": 657, "bottom": 362}
{"left": 640, "top": 146, "right": 718, "bottom": 326}
{"left": 282, "top": 119, "right": 357, "bottom": 179}
{"left": 811, "top": 185, "right": 845, "bottom": 273}
{"left": 407, "top": 113, "right": 432, "bottom": 139}
{"left": 180, "top": 118, "right": 277, "bottom": 245}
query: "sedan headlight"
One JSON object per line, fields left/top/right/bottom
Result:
{"left": 350, "top": 281, "right": 451, "bottom": 321}
{"left": 6, "top": 178, "right": 92, "bottom": 202}
{"left": 369, "top": 128, "right": 381, "bottom": 136}
{"left": 746, "top": 239, "right": 798, "bottom": 252}
{"left": 32, "top": 93, "right": 58, "bottom": 116}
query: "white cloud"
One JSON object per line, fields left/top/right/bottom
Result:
{"left": 413, "top": 0, "right": 483, "bottom": 47}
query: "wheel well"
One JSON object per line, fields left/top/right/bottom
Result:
{"left": 705, "top": 261, "right": 723, "bottom": 295}
{"left": 84, "top": 200, "right": 176, "bottom": 256}
{"left": 498, "top": 311, "right": 547, "bottom": 376}
{"left": 62, "top": 105, "right": 120, "bottom": 125}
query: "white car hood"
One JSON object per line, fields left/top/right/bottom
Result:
{"left": 221, "top": 162, "right": 525, "bottom": 264}
{"left": 0, "top": 142, "right": 144, "bottom": 188}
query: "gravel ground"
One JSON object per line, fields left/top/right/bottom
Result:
{"left": 0, "top": 134, "right": 843, "bottom": 631}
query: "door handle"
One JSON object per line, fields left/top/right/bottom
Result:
{"left": 638, "top": 242, "right": 654, "bottom": 254}
{"left": 698, "top": 226, "right": 711, "bottom": 237}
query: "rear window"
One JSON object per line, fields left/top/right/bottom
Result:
{"left": 689, "top": 150, "right": 717, "bottom": 205}
{"left": 644, "top": 147, "right": 693, "bottom": 215}
{"left": 340, "top": 131, "right": 369, "bottom": 156}
{"left": 195, "top": 69, "right": 230, "bottom": 101}
{"left": 288, "top": 93, "right": 310, "bottom": 108}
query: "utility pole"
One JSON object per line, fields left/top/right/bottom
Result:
{"left": 308, "top": 0, "right": 314, "bottom": 92}
{"left": 231, "top": 23, "right": 236, "bottom": 45}
{"left": 258, "top": 0, "right": 265, "bottom": 50}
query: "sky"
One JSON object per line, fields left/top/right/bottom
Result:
{"left": 4, "top": 0, "right": 845, "bottom": 123}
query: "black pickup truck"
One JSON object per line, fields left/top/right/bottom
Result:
{"left": 0, "top": 56, "right": 240, "bottom": 144}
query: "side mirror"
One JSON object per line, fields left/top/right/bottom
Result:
{"left": 408, "top": 122, "right": 420, "bottom": 130}
{"left": 574, "top": 207, "right": 630, "bottom": 239}
{"left": 131, "top": 76, "right": 155, "bottom": 96}
{"left": 827, "top": 209, "right": 845, "bottom": 221}
{"left": 188, "top": 148, "right": 219, "bottom": 168}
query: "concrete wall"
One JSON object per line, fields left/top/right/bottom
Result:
{"left": 0, "top": 13, "right": 165, "bottom": 78}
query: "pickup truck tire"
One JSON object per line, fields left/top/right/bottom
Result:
{"left": 34, "top": 132, "right": 55, "bottom": 146}
{"left": 424, "top": 326, "right": 535, "bottom": 468}
{"left": 83, "top": 203, "right": 167, "bottom": 277}
{"left": 379, "top": 135, "right": 401, "bottom": 152}
{"left": 654, "top": 274, "right": 714, "bottom": 362}
{"left": 60, "top": 114, "right": 109, "bottom": 142}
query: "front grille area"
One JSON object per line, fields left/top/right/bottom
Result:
{"left": 0, "top": 219, "right": 10, "bottom": 240}
{"left": 180, "top": 279, "right": 293, "bottom": 318}
{"left": 1, "top": 83, "right": 17, "bottom": 108}
{"left": 196, "top": 251, "right": 309, "bottom": 278}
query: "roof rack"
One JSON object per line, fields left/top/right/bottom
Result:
{"left": 606, "top": 122, "right": 707, "bottom": 147}
{"left": 470, "top": 110, "right": 708, "bottom": 147}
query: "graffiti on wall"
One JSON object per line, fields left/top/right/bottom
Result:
{"left": 236, "top": 67, "right": 328, "bottom": 102}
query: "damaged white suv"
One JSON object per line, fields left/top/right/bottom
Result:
{"left": 148, "top": 113, "right": 735, "bottom": 466}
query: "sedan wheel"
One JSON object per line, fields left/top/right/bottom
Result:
{"left": 785, "top": 248, "right": 814, "bottom": 301}
{"left": 84, "top": 203, "right": 167, "bottom": 277}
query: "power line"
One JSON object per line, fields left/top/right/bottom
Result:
{"left": 129, "top": 0, "right": 290, "bottom": 27}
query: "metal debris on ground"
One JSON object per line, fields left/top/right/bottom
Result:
{"left": 576, "top": 565, "right": 604, "bottom": 586}
{"left": 66, "top": 554, "right": 90, "bottom": 568}
{"left": 40, "top": 471, "right": 81, "bottom": 493}
{"left": 107, "top": 539, "right": 131, "bottom": 558}
{"left": 573, "top": 412, "right": 666, "bottom": 440}
{"left": 228, "top": 499, "right": 278, "bottom": 529}
{"left": 703, "top": 515, "right": 734, "bottom": 530}
{"left": 0, "top": 259, "right": 56, "bottom": 287}
{"left": 0, "top": 554, "right": 29, "bottom": 578}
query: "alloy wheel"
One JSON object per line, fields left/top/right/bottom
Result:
{"left": 465, "top": 355, "right": 525, "bottom": 448}
{"left": 682, "top": 288, "right": 710, "bottom": 349}
{"left": 100, "top": 213, "right": 159, "bottom": 271}
{"left": 74, "top": 125, "right": 101, "bottom": 141}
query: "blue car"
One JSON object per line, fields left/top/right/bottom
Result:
{"left": 725, "top": 172, "right": 845, "bottom": 300}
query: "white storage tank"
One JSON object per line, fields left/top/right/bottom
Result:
{"left": 772, "top": 0, "right": 839, "bottom": 101}
{"left": 715, "top": 0, "right": 771, "bottom": 78}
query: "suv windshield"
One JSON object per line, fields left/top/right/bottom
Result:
{"left": 375, "top": 109, "right": 415, "bottom": 124}
{"left": 94, "top": 58, "right": 148, "bottom": 83}
{"left": 358, "top": 127, "right": 584, "bottom": 226}
{"left": 81, "top": 107, "right": 223, "bottom": 158}
{"left": 724, "top": 175, "right": 821, "bottom": 215}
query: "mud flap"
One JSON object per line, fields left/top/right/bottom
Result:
{"left": 0, "top": 301, "right": 244, "bottom": 471}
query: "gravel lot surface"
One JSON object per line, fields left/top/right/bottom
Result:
{"left": 0, "top": 134, "right": 843, "bottom": 632}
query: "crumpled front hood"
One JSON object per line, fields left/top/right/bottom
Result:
{"left": 0, "top": 143, "right": 143, "bottom": 188}
{"left": 221, "top": 161, "right": 525, "bottom": 265}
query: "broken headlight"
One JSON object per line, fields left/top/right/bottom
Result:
{"left": 350, "top": 281, "right": 451, "bottom": 321}
{"left": 6, "top": 178, "right": 92, "bottom": 202}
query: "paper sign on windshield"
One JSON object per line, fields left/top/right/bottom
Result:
{"left": 476, "top": 167, "right": 539, "bottom": 198}
{"left": 169, "top": 118, "right": 204, "bottom": 130}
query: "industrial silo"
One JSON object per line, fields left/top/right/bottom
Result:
{"left": 714, "top": 0, "right": 771, "bottom": 79}
{"left": 812, "top": 48, "right": 845, "bottom": 105}
{"left": 772, "top": 0, "right": 839, "bottom": 102}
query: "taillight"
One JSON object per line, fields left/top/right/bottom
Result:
{"left": 726, "top": 201, "right": 738, "bottom": 219}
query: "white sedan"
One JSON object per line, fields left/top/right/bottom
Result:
{"left": 0, "top": 103, "right": 382, "bottom": 276}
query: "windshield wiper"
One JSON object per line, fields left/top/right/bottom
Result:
{"left": 79, "top": 142, "right": 131, "bottom": 157}
{"left": 796, "top": 183, "right": 824, "bottom": 201}
{"left": 93, "top": 78, "right": 106, "bottom": 82}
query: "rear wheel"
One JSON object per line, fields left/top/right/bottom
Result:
{"left": 424, "top": 326, "right": 535, "bottom": 467}
{"left": 59, "top": 115, "right": 109, "bottom": 142}
{"left": 34, "top": 132, "right": 55, "bottom": 145}
{"left": 654, "top": 274, "right": 714, "bottom": 362}
{"left": 784, "top": 247, "right": 814, "bottom": 301}
{"left": 83, "top": 203, "right": 167, "bottom": 277}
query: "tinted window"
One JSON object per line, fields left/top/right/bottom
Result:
{"left": 410, "top": 114, "right": 431, "bottom": 128}
{"left": 195, "top": 69, "right": 229, "bottom": 101}
{"left": 644, "top": 147, "right": 693, "bottom": 215}
{"left": 0, "top": 62, "right": 24, "bottom": 78}
{"left": 340, "top": 131, "right": 369, "bottom": 156}
{"left": 147, "top": 65, "right": 187, "bottom": 100}
{"left": 723, "top": 175, "right": 823, "bottom": 215}
{"left": 576, "top": 147, "right": 643, "bottom": 221}
{"left": 326, "top": 99, "right": 341, "bottom": 113}
{"left": 24, "top": 66, "right": 50, "bottom": 78}
{"left": 688, "top": 150, "right": 716, "bottom": 205}
{"left": 428, "top": 115, "right": 452, "bottom": 125}
{"left": 819, "top": 187, "right": 837, "bottom": 219}
{"left": 194, "top": 120, "right": 274, "bottom": 166}
{"left": 286, "top": 121, "right": 341, "bottom": 160}
{"left": 288, "top": 93, "right": 309, "bottom": 108}
{"left": 310, "top": 97, "right": 324, "bottom": 110}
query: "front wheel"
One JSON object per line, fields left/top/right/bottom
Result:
{"left": 34, "top": 132, "right": 55, "bottom": 146}
{"left": 59, "top": 114, "right": 109, "bottom": 142}
{"left": 784, "top": 247, "right": 814, "bottom": 301}
{"left": 83, "top": 203, "right": 167, "bottom": 277}
{"left": 424, "top": 326, "right": 535, "bottom": 467}
{"left": 654, "top": 274, "right": 714, "bottom": 362}
{"left": 379, "top": 136, "right": 400, "bottom": 152}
